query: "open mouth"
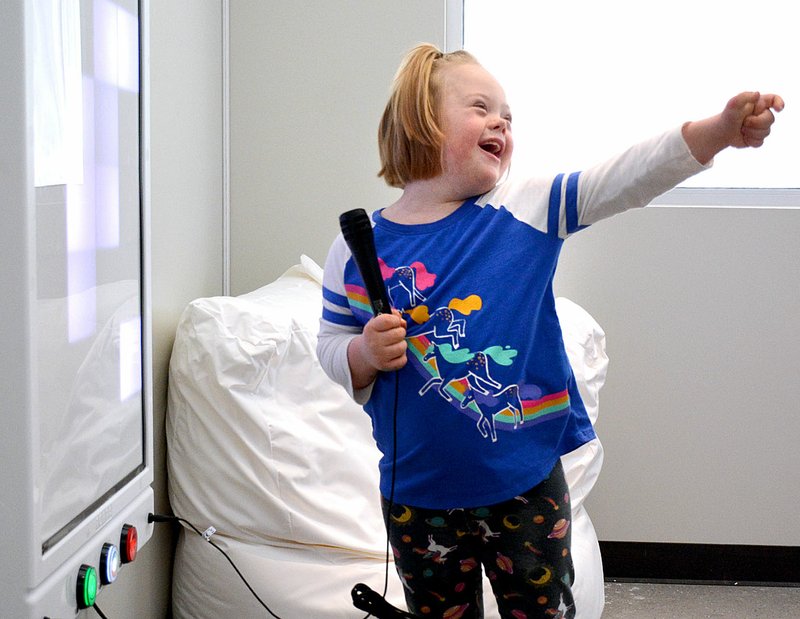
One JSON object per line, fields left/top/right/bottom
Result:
{"left": 479, "top": 139, "right": 503, "bottom": 158}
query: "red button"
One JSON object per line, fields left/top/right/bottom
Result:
{"left": 120, "top": 524, "right": 138, "bottom": 563}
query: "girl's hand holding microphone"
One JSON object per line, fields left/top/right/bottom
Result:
{"left": 347, "top": 310, "right": 407, "bottom": 390}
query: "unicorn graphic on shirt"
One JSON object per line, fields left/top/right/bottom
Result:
{"left": 419, "top": 344, "right": 501, "bottom": 401}
{"left": 461, "top": 382, "right": 524, "bottom": 442}
{"left": 379, "top": 259, "right": 435, "bottom": 309}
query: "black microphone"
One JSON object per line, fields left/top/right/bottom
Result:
{"left": 351, "top": 583, "right": 417, "bottom": 618}
{"left": 339, "top": 208, "right": 392, "bottom": 315}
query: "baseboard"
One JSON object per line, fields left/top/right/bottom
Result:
{"left": 599, "top": 541, "right": 800, "bottom": 586}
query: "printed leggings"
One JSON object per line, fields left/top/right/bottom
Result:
{"left": 381, "top": 460, "right": 575, "bottom": 619}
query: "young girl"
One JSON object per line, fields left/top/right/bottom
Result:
{"left": 317, "top": 44, "right": 782, "bottom": 618}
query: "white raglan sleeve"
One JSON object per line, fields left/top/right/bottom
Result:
{"left": 571, "top": 125, "right": 710, "bottom": 232}
{"left": 479, "top": 126, "right": 710, "bottom": 239}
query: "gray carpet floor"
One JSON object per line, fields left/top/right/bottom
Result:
{"left": 602, "top": 581, "right": 800, "bottom": 618}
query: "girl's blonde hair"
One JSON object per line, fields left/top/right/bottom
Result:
{"left": 377, "top": 43, "right": 478, "bottom": 188}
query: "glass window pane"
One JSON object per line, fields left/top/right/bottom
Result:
{"left": 464, "top": 0, "right": 798, "bottom": 190}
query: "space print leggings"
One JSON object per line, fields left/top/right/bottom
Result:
{"left": 382, "top": 460, "right": 575, "bottom": 619}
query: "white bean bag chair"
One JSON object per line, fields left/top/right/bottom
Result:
{"left": 167, "top": 256, "right": 607, "bottom": 618}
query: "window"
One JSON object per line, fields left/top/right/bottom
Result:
{"left": 461, "top": 0, "right": 798, "bottom": 205}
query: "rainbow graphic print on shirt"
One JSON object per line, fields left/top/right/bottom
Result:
{"left": 343, "top": 257, "right": 571, "bottom": 442}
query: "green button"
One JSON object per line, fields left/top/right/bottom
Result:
{"left": 77, "top": 564, "right": 98, "bottom": 609}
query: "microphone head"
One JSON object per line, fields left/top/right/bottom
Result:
{"left": 338, "top": 208, "right": 392, "bottom": 315}
{"left": 339, "top": 208, "right": 372, "bottom": 246}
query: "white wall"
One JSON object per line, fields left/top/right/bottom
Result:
{"left": 554, "top": 205, "right": 800, "bottom": 545}
{"left": 228, "top": 0, "right": 448, "bottom": 294}
{"left": 97, "top": 1, "right": 224, "bottom": 617}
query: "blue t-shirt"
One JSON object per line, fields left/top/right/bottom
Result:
{"left": 319, "top": 127, "right": 706, "bottom": 509}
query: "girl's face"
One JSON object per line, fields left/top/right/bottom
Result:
{"left": 437, "top": 62, "right": 513, "bottom": 197}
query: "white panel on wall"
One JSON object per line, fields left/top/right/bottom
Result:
{"left": 228, "top": 1, "right": 447, "bottom": 294}
{"left": 555, "top": 206, "right": 800, "bottom": 545}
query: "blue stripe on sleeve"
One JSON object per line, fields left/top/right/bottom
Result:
{"left": 548, "top": 173, "right": 564, "bottom": 237}
{"left": 565, "top": 171, "right": 587, "bottom": 234}
{"left": 322, "top": 307, "right": 360, "bottom": 327}
{"left": 322, "top": 285, "right": 349, "bottom": 309}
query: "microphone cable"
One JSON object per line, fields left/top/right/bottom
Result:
{"left": 351, "top": 360, "right": 418, "bottom": 619}
{"left": 380, "top": 369, "right": 400, "bottom": 604}
{"left": 148, "top": 513, "right": 284, "bottom": 619}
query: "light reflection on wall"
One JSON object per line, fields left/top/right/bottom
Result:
{"left": 61, "top": 0, "right": 140, "bottom": 343}
{"left": 66, "top": 179, "right": 97, "bottom": 343}
{"left": 33, "top": 0, "right": 84, "bottom": 188}
{"left": 34, "top": 0, "right": 144, "bottom": 545}
{"left": 95, "top": 0, "right": 139, "bottom": 93}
